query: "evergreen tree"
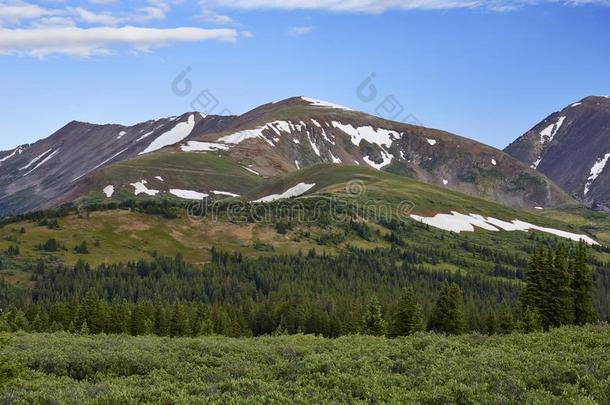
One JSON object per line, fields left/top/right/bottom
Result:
{"left": 361, "top": 295, "right": 387, "bottom": 336}
{"left": 485, "top": 312, "right": 498, "bottom": 335}
{"left": 170, "top": 303, "right": 189, "bottom": 337}
{"left": 520, "top": 307, "right": 543, "bottom": 333}
{"left": 521, "top": 247, "right": 545, "bottom": 323}
{"left": 539, "top": 249, "right": 555, "bottom": 330}
{"left": 553, "top": 243, "right": 574, "bottom": 327}
{"left": 80, "top": 321, "right": 90, "bottom": 335}
{"left": 572, "top": 241, "right": 596, "bottom": 325}
{"left": 11, "top": 310, "right": 29, "bottom": 332}
{"left": 389, "top": 288, "right": 424, "bottom": 337}
{"left": 428, "top": 283, "right": 466, "bottom": 335}
{"left": 497, "top": 307, "right": 514, "bottom": 335}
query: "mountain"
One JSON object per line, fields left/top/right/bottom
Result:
{"left": 505, "top": 96, "right": 610, "bottom": 207}
{"left": 0, "top": 96, "right": 572, "bottom": 216}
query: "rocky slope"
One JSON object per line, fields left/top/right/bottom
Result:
{"left": 505, "top": 96, "right": 610, "bottom": 207}
{"left": 0, "top": 96, "right": 572, "bottom": 216}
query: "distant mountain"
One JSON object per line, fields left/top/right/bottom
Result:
{"left": 505, "top": 96, "right": 610, "bottom": 207}
{"left": 0, "top": 96, "right": 572, "bottom": 216}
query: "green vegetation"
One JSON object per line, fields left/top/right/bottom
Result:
{"left": 522, "top": 242, "right": 597, "bottom": 330}
{"left": 1, "top": 326, "right": 609, "bottom": 403}
{"left": 0, "top": 164, "right": 609, "bottom": 402}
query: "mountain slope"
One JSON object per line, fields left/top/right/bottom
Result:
{"left": 0, "top": 164, "right": 603, "bottom": 270}
{"left": 505, "top": 96, "right": 610, "bottom": 206}
{"left": 0, "top": 97, "right": 573, "bottom": 216}
{"left": 0, "top": 112, "right": 238, "bottom": 215}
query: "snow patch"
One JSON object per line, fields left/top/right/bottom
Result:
{"left": 212, "top": 190, "right": 240, "bottom": 197}
{"left": 300, "top": 97, "right": 353, "bottom": 111}
{"left": 170, "top": 189, "right": 208, "bottom": 200}
{"left": 243, "top": 166, "right": 260, "bottom": 176}
{"left": 308, "top": 134, "right": 321, "bottom": 157}
{"left": 491, "top": 158, "right": 497, "bottom": 166}
{"left": 155, "top": 176, "right": 164, "bottom": 182}
{"left": 539, "top": 116, "right": 566, "bottom": 144}
{"left": 103, "top": 185, "right": 115, "bottom": 198}
{"left": 254, "top": 183, "right": 315, "bottom": 203}
{"left": 584, "top": 152, "right": 610, "bottom": 196}
{"left": 131, "top": 180, "right": 159, "bottom": 196}
{"left": 411, "top": 212, "right": 598, "bottom": 245}
{"left": 363, "top": 150, "right": 392, "bottom": 170}
{"left": 331, "top": 122, "right": 398, "bottom": 148}
{"left": 295, "top": 160, "right": 301, "bottom": 169}
{"left": 22, "top": 149, "right": 59, "bottom": 176}
{"left": 181, "top": 141, "right": 229, "bottom": 152}
{"left": 20, "top": 148, "right": 53, "bottom": 171}
{"left": 140, "top": 114, "right": 196, "bottom": 155}
{"left": 0, "top": 146, "right": 24, "bottom": 164}
{"left": 218, "top": 120, "right": 297, "bottom": 147}
{"left": 117, "top": 131, "right": 127, "bottom": 140}
{"left": 531, "top": 157, "right": 543, "bottom": 169}
{"left": 571, "top": 102, "right": 582, "bottom": 107}
{"left": 442, "top": 179, "right": 449, "bottom": 185}
{"left": 427, "top": 138, "right": 437, "bottom": 146}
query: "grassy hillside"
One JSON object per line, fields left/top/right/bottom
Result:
{"left": 1, "top": 164, "right": 609, "bottom": 275}
{"left": 1, "top": 326, "right": 609, "bottom": 403}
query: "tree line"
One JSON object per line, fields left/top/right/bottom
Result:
{"left": 0, "top": 241, "right": 597, "bottom": 338}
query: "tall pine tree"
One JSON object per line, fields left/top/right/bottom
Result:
{"left": 361, "top": 295, "right": 387, "bottom": 336}
{"left": 428, "top": 283, "right": 466, "bottom": 335}
{"left": 389, "top": 288, "right": 424, "bottom": 337}
{"left": 572, "top": 241, "right": 596, "bottom": 325}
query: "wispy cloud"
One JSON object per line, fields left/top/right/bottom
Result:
{"left": 0, "top": 2, "right": 58, "bottom": 24}
{"left": 0, "top": 26, "right": 239, "bottom": 57}
{"left": 203, "top": 0, "right": 610, "bottom": 13}
{"left": 199, "top": 9, "right": 234, "bottom": 24}
{"left": 289, "top": 26, "right": 315, "bottom": 36}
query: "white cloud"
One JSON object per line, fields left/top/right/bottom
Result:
{"left": 0, "top": 26, "right": 239, "bottom": 57}
{"left": 0, "top": 2, "right": 58, "bottom": 24}
{"left": 200, "top": 9, "right": 234, "bottom": 24}
{"left": 68, "top": 7, "right": 122, "bottom": 26}
{"left": 289, "top": 25, "right": 314, "bottom": 36}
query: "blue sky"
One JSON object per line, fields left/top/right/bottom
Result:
{"left": 1, "top": 1, "right": 609, "bottom": 151}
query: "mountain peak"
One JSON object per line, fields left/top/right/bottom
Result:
{"left": 506, "top": 95, "right": 610, "bottom": 205}
{"left": 268, "top": 96, "right": 354, "bottom": 112}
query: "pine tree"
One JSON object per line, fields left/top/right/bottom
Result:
{"left": 485, "top": 312, "right": 498, "bottom": 335}
{"left": 521, "top": 247, "right": 544, "bottom": 314}
{"left": 553, "top": 243, "right": 574, "bottom": 327}
{"left": 572, "top": 241, "right": 596, "bottom": 325}
{"left": 539, "top": 248, "right": 555, "bottom": 330}
{"left": 389, "top": 288, "right": 424, "bottom": 337}
{"left": 497, "top": 307, "right": 514, "bottom": 335}
{"left": 11, "top": 310, "right": 29, "bottom": 332}
{"left": 521, "top": 307, "right": 543, "bottom": 333}
{"left": 80, "top": 321, "right": 90, "bottom": 335}
{"left": 361, "top": 295, "right": 387, "bottom": 336}
{"left": 170, "top": 303, "right": 189, "bottom": 337}
{"left": 428, "top": 283, "right": 466, "bottom": 335}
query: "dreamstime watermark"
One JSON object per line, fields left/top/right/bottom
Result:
{"left": 171, "top": 66, "right": 233, "bottom": 116}
{"left": 357, "top": 72, "right": 423, "bottom": 126}
{"left": 184, "top": 180, "right": 415, "bottom": 225}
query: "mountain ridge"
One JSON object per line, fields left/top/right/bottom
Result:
{"left": 505, "top": 95, "right": 610, "bottom": 207}
{"left": 0, "top": 96, "right": 574, "bottom": 216}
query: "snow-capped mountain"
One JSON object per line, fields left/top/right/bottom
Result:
{"left": 505, "top": 96, "right": 610, "bottom": 206}
{"left": 0, "top": 96, "right": 571, "bottom": 216}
